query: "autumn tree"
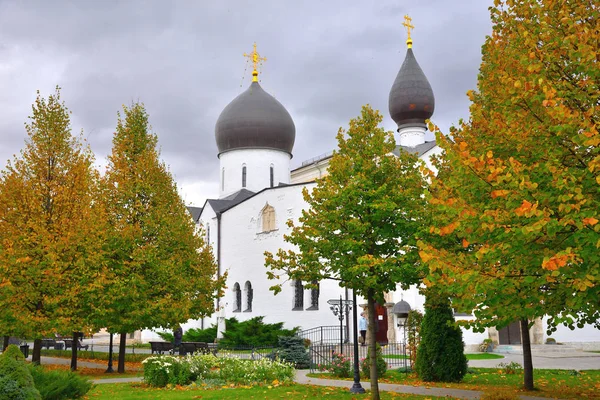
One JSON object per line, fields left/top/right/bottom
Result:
{"left": 101, "top": 103, "right": 224, "bottom": 373}
{"left": 265, "top": 105, "right": 429, "bottom": 400}
{"left": 420, "top": 0, "right": 599, "bottom": 390}
{"left": 0, "top": 87, "right": 106, "bottom": 366}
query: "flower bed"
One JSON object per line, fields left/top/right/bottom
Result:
{"left": 142, "top": 353, "right": 295, "bottom": 388}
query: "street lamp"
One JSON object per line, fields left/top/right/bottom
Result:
{"left": 105, "top": 333, "right": 114, "bottom": 373}
{"left": 393, "top": 299, "right": 411, "bottom": 373}
{"left": 327, "top": 295, "right": 353, "bottom": 355}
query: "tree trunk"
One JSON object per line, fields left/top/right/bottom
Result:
{"left": 2, "top": 336, "right": 8, "bottom": 351}
{"left": 117, "top": 332, "right": 127, "bottom": 373}
{"left": 70, "top": 331, "right": 78, "bottom": 371}
{"left": 520, "top": 318, "right": 534, "bottom": 390}
{"left": 32, "top": 338, "right": 42, "bottom": 365}
{"left": 367, "top": 290, "right": 380, "bottom": 400}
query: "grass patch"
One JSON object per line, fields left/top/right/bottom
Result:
{"left": 310, "top": 367, "right": 600, "bottom": 399}
{"left": 88, "top": 382, "right": 448, "bottom": 399}
{"left": 34, "top": 363, "right": 142, "bottom": 379}
{"left": 465, "top": 353, "right": 505, "bottom": 360}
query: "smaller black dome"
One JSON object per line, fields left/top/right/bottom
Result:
{"left": 392, "top": 300, "right": 411, "bottom": 318}
{"left": 388, "top": 48, "right": 435, "bottom": 130}
{"left": 215, "top": 81, "right": 295, "bottom": 156}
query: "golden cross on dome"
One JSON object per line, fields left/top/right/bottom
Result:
{"left": 243, "top": 42, "right": 267, "bottom": 82}
{"left": 402, "top": 15, "right": 414, "bottom": 48}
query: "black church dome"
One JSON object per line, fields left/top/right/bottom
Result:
{"left": 215, "top": 81, "right": 296, "bottom": 156}
{"left": 388, "top": 48, "right": 435, "bottom": 130}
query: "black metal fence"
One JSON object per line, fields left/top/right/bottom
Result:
{"left": 298, "top": 325, "right": 348, "bottom": 345}
{"left": 308, "top": 342, "right": 410, "bottom": 372}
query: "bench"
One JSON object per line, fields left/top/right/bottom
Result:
{"left": 179, "top": 342, "right": 217, "bottom": 356}
{"left": 41, "top": 339, "right": 56, "bottom": 349}
{"left": 63, "top": 339, "right": 89, "bottom": 351}
{"left": 149, "top": 341, "right": 173, "bottom": 354}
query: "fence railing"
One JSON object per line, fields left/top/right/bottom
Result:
{"left": 308, "top": 342, "right": 410, "bottom": 372}
{"left": 298, "top": 325, "right": 348, "bottom": 345}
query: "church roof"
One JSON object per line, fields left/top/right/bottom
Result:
{"left": 207, "top": 188, "right": 256, "bottom": 214}
{"left": 388, "top": 48, "right": 435, "bottom": 130}
{"left": 393, "top": 140, "right": 437, "bottom": 157}
{"left": 215, "top": 81, "right": 296, "bottom": 156}
{"left": 187, "top": 206, "right": 203, "bottom": 223}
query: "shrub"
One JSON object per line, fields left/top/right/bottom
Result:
{"left": 143, "top": 355, "right": 193, "bottom": 387}
{"left": 28, "top": 366, "right": 92, "bottom": 400}
{"left": 360, "top": 343, "right": 387, "bottom": 378}
{"left": 545, "top": 337, "right": 556, "bottom": 344}
{"left": 479, "top": 338, "right": 494, "bottom": 352}
{"left": 277, "top": 336, "right": 311, "bottom": 369}
{"left": 0, "top": 345, "right": 41, "bottom": 400}
{"left": 415, "top": 296, "right": 468, "bottom": 383}
{"left": 183, "top": 326, "right": 217, "bottom": 343}
{"left": 218, "top": 317, "right": 299, "bottom": 348}
{"left": 215, "top": 356, "right": 294, "bottom": 384}
{"left": 317, "top": 352, "right": 351, "bottom": 378}
{"left": 406, "top": 310, "right": 423, "bottom": 369}
{"left": 498, "top": 361, "right": 522, "bottom": 375}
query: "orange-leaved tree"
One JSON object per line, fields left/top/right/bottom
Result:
{"left": 0, "top": 87, "right": 107, "bottom": 366}
{"left": 100, "top": 103, "right": 224, "bottom": 373}
{"left": 420, "top": 0, "right": 599, "bottom": 390}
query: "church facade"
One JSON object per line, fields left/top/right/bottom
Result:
{"left": 142, "top": 34, "right": 598, "bottom": 349}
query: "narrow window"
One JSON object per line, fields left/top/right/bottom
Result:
{"left": 242, "top": 165, "right": 247, "bottom": 188}
{"left": 221, "top": 168, "right": 225, "bottom": 191}
{"left": 309, "top": 281, "right": 319, "bottom": 310}
{"left": 270, "top": 165, "right": 274, "bottom": 188}
{"left": 233, "top": 283, "right": 241, "bottom": 312}
{"left": 293, "top": 280, "right": 304, "bottom": 310}
{"left": 244, "top": 281, "right": 253, "bottom": 312}
{"left": 207, "top": 224, "right": 210, "bottom": 244}
{"left": 261, "top": 204, "right": 276, "bottom": 232}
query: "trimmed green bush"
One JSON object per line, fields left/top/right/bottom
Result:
{"left": 28, "top": 366, "right": 92, "bottom": 400}
{"left": 0, "top": 344, "right": 41, "bottom": 400}
{"left": 415, "top": 295, "right": 468, "bottom": 382}
{"left": 360, "top": 343, "right": 387, "bottom": 378}
{"left": 277, "top": 336, "right": 310, "bottom": 369}
{"left": 218, "top": 317, "right": 298, "bottom": 348}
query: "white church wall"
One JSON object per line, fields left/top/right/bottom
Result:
{"left": 543, "top": 319, "right": 599, "bottom": 349}
{"left": 217, "top": 183, "right": 350, "bottom": 331}
{"left": 219, "top": 149, "right": 291, "bottom": 198}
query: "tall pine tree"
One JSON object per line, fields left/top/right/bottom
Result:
{"left": 101, "top": 103, "right": 224, "bottom": 373}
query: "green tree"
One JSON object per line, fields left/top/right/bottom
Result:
{"left": 265, "top": 105, "right": 429, "bottom": 399}
{"left": 415, "top": 295, "right": 467, "bottom": 382}
{"left": 101, "top": 103, "right": 224, "bottom": 373}
{"left": 0, "top": 88, "right": 106, "bottom": 367}
{"left": 420, "top": 0, "right": 599, "bottom": 390}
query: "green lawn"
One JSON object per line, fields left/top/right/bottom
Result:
{"left": 87, "top": 383, "right": 449, "bottom": 399}
{"left": 382, "top": 353, "right": 504, "bottom": 360}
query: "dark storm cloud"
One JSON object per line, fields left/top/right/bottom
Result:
{"left": 0, "top": 0, "right": 493, "bottom": 205}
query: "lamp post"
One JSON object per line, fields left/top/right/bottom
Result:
{"left": 105, "top": 333, "right": 114, "bottom": 373}
{"left": 392, "top": 299, "right": 411, "bottom": 373}
{"left": 328, "top": 295, "right": 353, "bottom": 355}
{"left": 350, "top": 290, "right": 365, "bottom": 394}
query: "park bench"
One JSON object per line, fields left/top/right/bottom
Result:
{"left": 149, "top": 341, "right": 173, "bottom": 354}
{"left": 178, "top": 342, "right": 217, "bottom": 356}
{"left": 63, "top": 339, "right": 89, "bottom": 351}
{"left": 41, "top": 339, "right": 56, "bottom": 349}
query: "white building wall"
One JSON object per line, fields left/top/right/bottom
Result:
{"left": 219, "top": 149, "right": 291, "bottom": 198}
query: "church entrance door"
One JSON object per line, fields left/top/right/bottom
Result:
{"left": 374, "top": 303, "right": 388, "bottom": 345}
{"left": 498, "top": 321, "right": 521, "bottom": 345}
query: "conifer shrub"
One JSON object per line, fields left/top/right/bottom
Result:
{"left": 415, "top": 296, "right": 467, "bottom": 382}
{"left": 277, "top": 336, "right": 311, "bottom": 369}
{"left": 28, "top": 366, "right": 93, "bottom": 400}
{"left": 360, "top": 343, "right": 387, "bottom": 378}
{"left": 0, "top": 344, "right": 41, "bottom": 400}
{"left": 218, "top": 317, "right": 298, "bottom": 348}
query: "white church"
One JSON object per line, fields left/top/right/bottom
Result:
{"left": 142, "top": 31, "right": 598, "bottom": 350}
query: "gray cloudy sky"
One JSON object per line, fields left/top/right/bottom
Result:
{"left": 0, "top": 0, "right": 493, "bottom": 206}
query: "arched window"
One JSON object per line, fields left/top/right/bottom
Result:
{"left": 261, "top": 203, "right": 276, "bottom": 232}
{"left": 233, "top": 283, "right": 241, "bottom": 312}
{"left": 308, "top": 281, "right": 319, "bottom": 310}
{"left": 221, "top": 168, "right": 225, "bottom": 191}
{"left": 244, "top": 281, "right": 253, "bottom": 312}
{"left": 270, "top": 164, "right": 274, "bottom": 188}
{"left": 293, "top": 280, "right": 304, "bottom": 310}
{"left": 242, "top": 165, "right": 247, "bottom": 188}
